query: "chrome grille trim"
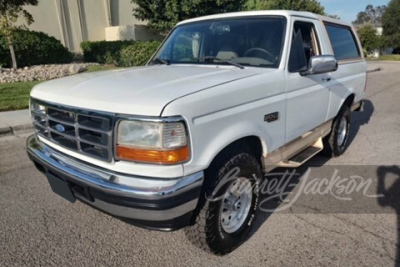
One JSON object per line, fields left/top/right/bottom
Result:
{"left": 30, "top": 99, "right": 114, "bottom": 162}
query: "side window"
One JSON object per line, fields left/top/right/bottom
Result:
{"left": 289, "top": 21, "right": 320, "bottom": 73}
{"left": 324, "top": 24, "right": 360, "bottom": 61}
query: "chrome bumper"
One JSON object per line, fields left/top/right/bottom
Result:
{"left": 27, "top": 135, "right": 204, "bottom": 231}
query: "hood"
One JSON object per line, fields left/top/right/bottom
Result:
{"left": 31, "top": 65, "right": 263, "bottom": 116}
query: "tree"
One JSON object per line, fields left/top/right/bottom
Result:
{"left": 245, "top": 0, "right": 325, "bottom": 15}
{"left": 357, "top": 24, "right": 382, "bottom": 54}
{"left": 132, "top": 0, "right": 246, "bottom": 32}
{"left": 382, "top": 0, "right": 400, "bottom": 47}
{"left": 353, "top": 4, "right": 387, "bottom": 26}
{"left": 0, "top": 0, "right": 38, "bottom": 69}
{"left": 245, "top": 0, "right": 265, "bottom": 10}
{"left": 327, "top": 14, "right": 340, "bottom": 20}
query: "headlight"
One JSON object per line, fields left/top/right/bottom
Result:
{"left": 30, "top": 100, "right": 46, "bottom": 114}
{"left": 116, "top": 119, "right": 189, "bottom": 164}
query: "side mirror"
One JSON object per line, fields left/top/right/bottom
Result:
{"left": 301, "top": 55, "right": 338, "bottom": 76}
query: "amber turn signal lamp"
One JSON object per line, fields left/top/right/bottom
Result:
{"left": 116, "top": 145, "right": 190, "bottom": 164}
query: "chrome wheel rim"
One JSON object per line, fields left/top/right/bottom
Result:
{"left": 220, "top": 178, "right": 253, "bottom": 234}
{"left": 337, "top": 117, "right": 348, "bottom": 146}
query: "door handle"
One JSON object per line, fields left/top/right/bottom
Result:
{"left": 322, "top": 77, "right": 331, "bottom": 82}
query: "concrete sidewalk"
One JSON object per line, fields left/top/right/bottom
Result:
{"left": 0, "top": 109, "right": 33, "bottom": 136}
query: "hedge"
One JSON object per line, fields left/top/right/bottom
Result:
{"left": 119, "top": 41, "right": 161, "bottom": 67}
{"left": 80, "top": 40, "right": 161, "bottom": 67}
{"left": 80, "top": 40, "right": 135, "bottom": 64}
{"left": 0, "top": 30, "right": 73, "bottom": 68}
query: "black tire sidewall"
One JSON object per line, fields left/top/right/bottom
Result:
{"left": 204, "top": 153, "right": 261, "bottom": 254}
{"left": 332, "top": 106, "right": 351, "bottom": 155}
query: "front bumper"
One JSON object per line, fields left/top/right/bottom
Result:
{"left": 26, "top": 135, "right": 204, "bottom": 231}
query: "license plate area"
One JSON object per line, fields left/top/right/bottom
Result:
{"left": 46, "top": 173, "right": 76, "bottom": 203}
{"left": 68, "top": 180, "right": 94, "bottom": 202}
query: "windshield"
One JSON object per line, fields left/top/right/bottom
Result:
{"left": 151, "top": 16, "right": 286, "bottom": 68}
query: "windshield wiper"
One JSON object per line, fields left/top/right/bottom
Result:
{"left": 202, "top": 56, "right": 244, "bottom": 69}
{"left": 150, "top": 57, "right": 170, "bottom": 65}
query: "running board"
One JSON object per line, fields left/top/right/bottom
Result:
{"left": 277, "top": 138, "right": 323, "bottom": 168}
{"left": 261, "top": 121, "right": 332, "bottom": 172}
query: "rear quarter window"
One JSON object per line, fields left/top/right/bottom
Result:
{"left": 324, "top": 23, "right": 361, "bottom": 61}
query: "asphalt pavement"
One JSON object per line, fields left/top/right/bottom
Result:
{"left": 1, "top": 61, "right": 400, "bottom": 267}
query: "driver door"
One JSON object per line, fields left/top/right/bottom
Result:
{"left": 285, "top": 19, "right": 331, "bottom": 143}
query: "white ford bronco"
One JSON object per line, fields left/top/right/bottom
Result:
{"left": 27, "top": 11, "right": 366, "bottom": 254}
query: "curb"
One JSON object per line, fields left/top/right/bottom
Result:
{"left": 0, "top": 126, "right": 12, "bottom": 137}
{"left": 0, "top": 123, "right": 34, "bottom": 137}
{"left": 13, "top": 123, "right": 34, "bottom": 135}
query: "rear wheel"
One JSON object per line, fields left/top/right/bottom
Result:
{"left": 185, "top": 149, "right": 261, "bottom": 255}
{"left": 322, "top": 105, "right": 351, "bottom": 157}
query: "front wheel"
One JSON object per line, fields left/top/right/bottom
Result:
{"left": 185, "top": 150, "right": 261, "bottom": 255}
{"left": 321, "top": 105, "right": 351, "bottom": 157}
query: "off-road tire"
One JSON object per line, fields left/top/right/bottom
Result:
{"left": 185, "top": 148, "right": 262, "bottom": 255}
{"left": 321, "top": 104, "right": 351, "bottom": 157}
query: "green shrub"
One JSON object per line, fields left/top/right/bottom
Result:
{"left": 80, "top": 40, "right": 135, "bottom": 64}
{"left": 0, "top": 30, "right": 73, "bottom": 68}
{"left": 118, "top": 41, "right": 161, "bottom": 67}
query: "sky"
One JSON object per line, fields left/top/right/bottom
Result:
{"left": 319, "top": 0, "right": 390, "bottom": 23}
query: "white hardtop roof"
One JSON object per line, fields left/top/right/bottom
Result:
{"left": 177, "top": 10, "right": 353, "bottom": 28}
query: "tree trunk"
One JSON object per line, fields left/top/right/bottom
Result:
{"left": 9, "top": 43, "right": 17, "bottom": 70}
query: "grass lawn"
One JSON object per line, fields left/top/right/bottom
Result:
{"left": 378, "top": 54, "right": 400, "bottom": 61}
{"left": 0, "top": 81, "right": 41, "bottom": 112}
{"left": 0, "top": 65, "right": 119, "bottom": 112}
{"left": 87, "top": 65, "right": 119, "bottom": 72}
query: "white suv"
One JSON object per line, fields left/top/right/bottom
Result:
{"left": 27, "top": 10, "right": 366, "bottom": 255}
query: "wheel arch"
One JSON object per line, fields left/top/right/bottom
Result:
{"left": 343, "top": 93, "right": 356, "bottom": 108}
{"left": 332, "top": 93, "right": 356, "bottom": 117}
{"left": 205, "top": 135, "right": 266, "bottom": 172}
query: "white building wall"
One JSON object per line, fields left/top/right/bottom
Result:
{"left": 80, "top": 0, "right": 110, "bottom": 41}
{"left": 105, "top": 25, "right": 163, "bottom": 42}
{"left": 23, "top": 0, "right": 158, "bottom": 52}
{"left": 22, "top": 0, "right": 66, "bottom": 48}
{"left": 110, "top": 0, "right": 147, "bottom": 26}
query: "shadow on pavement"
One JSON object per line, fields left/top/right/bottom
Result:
{"left": 347, "top": 99, "right": 374, "bottom": 146}
{"left": 377, "top": 166, "right": 400, "bottom": 267}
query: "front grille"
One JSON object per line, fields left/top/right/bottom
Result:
{"left": 31, "top": 99, "right": 114, "bottom": 162}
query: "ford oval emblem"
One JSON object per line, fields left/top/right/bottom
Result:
{"left": 55, "top": 124, "right": 65, "bottom": 132}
